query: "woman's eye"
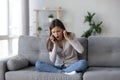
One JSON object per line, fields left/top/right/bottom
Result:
{"left": 52, "top": 32, "right": 55, "bottom": 33}
{"left": 57, "top": 30, "right": 60, "bottom": 32}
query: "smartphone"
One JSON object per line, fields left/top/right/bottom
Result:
{"left": 51, "top": 35, "right": 57, "bottom": 41}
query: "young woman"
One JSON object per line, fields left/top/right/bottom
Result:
{"left": 35, "top": 19, "right": 87, "bottom": 75}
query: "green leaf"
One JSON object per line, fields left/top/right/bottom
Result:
{"left": 81, "top": 11, "right": 103, "bottom": 38}
{"left": 37, "top": 27, "right": 42, "bottom": 31}
{"left": 97, "top": 21, "right": 103, "bottom": 27}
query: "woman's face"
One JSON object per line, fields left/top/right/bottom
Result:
{"left": 51, "top": 26, "right": 63, "bottom": 41}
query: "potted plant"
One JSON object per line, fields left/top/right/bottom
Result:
{"left": 37, "top": 26, "right": 42, "bottom": 37}
{"left": 81, "top": 11, "right": 103, "bottom": 38}
{"left": 48, "top": 14, "right": 54, "bottom": 22}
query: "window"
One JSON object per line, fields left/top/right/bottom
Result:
{"left": 0, "top": 0, "right": 8, "bottom": 35}
{"left": 0, "top": 0, "right": 22, "bottom": 59}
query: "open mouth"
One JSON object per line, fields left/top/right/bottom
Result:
{"left": 56, "top": 36, "right": 59, "bottom": 38}
{"left": 56, "top": 36, "right": 59, "bottom": 39}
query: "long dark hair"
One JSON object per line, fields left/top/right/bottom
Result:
{"left": 46, "top": 19, "right": 70, "bottom": 51}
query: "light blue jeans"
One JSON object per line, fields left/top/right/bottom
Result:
{"left": 35, "top": 59, "right": 87, "bottom": 73}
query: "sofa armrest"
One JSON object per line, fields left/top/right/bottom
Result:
{"left": 0, "top": 58, "right": 8, "bottom": 80}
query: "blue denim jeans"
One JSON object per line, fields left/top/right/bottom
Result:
{"left": 35, "top": 59, "right": 88, "bottom": 73}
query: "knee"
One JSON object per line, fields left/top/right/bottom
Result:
{"left": 79, "top": 60, "right": 88, "bottom": 69}
{"left": 79, "top": 60, "right": 87, "bottom": 64}
{"left": 35, "top": 61, "right": 43, "bottom": 70}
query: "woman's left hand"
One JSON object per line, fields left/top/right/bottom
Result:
{"left": 63, "top": 30, "right": 70, "bottom": 41}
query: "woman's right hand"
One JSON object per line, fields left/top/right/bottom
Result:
{"left": 49, "top": 35, "right": 56, "bottom": 44}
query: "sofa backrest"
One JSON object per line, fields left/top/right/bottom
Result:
{"left": 18, "top": 36, "right": 54, "bottom": 65}
{"left": 18, "top": 36, "right": 40, "bottom": 65}
{"left": 77, "top": 37, "right": 88, "bottom": 60}
{"left": 18, "top": 36, "right": 40, "bottom": 64}
{"left": 18, "top": 36, "right": 88, "bottom": 65}
{"left": 88, "top": 36, "right": 120, "bottom": 67}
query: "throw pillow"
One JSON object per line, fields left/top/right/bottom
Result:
{"left": 7, "top": 56, "right": 29, "bottom": 71}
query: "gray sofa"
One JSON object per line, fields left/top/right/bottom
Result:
{"left": 0, "top": 35, "right": 120, "bottom": 80}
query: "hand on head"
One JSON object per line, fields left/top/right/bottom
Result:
{"left": 63, "top": 30, "right": 70, "bottom": 41}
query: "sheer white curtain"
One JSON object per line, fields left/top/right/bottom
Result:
{"left": 9, "top": 0, "right": 29, "bottom": 36}
{"left": 0, "top": 0, "right": 9, "bottom": 59}
{"left": 21, "top": 0, "right": 29, "bottom": 35}
{"left": 0, "top": 0, "right": 29, "bottom": 59}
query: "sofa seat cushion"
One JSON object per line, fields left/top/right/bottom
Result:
{"left": 83, "top": 67, "right": 120, "bottom": 80}
{"left": 5, "top": 66, "right": 82, "bottom": 80}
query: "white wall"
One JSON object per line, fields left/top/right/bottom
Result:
{"left": 29, "top": 0, "right": 120, "bottom": 37}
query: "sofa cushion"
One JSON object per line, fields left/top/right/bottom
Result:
{"left": 83, "top": 67, "right": 120, "bottom": 80}
{"left": 77, "top": 37, "right": 88, "bottom": 60}
{"left": 18, "top": 36, "right": 41, "bottom": 65}
{"left": 7, "top": 56, "right": 29, "bottom": 70}
{"left": 38, "top": 51, "right": 53, "bottom": 64}
{"left": 38, "top": 36, "right": 53, "bottom": 64}
{"left": 88, "top": 36, "right": 120, "bottom": 67}
{"left": 5, "top": 66, "right": 82, "bottom": 80}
